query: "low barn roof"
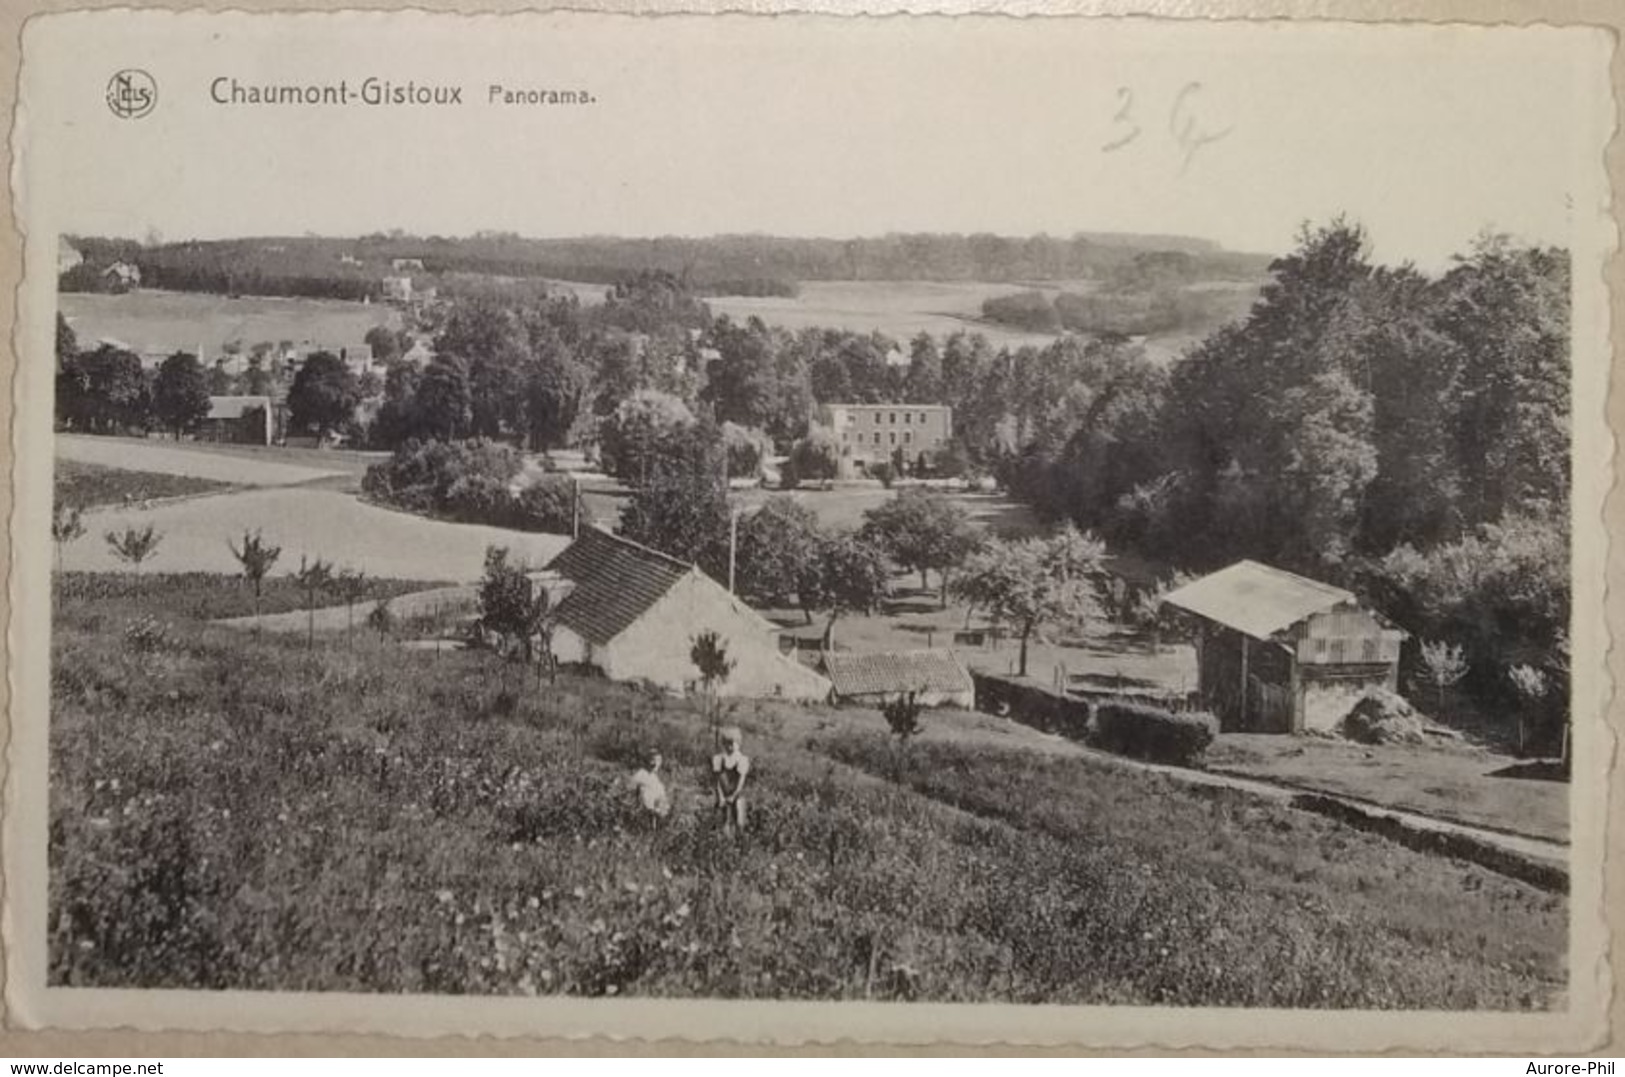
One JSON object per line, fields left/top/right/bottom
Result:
{"left": 545, "top": 527, "right": 693, "bottom": 648}
{"left": 824, "top": 648, "right": 973, "bottom": 699}
{"left": 1161, "top": 560, "right": 1354, "bottom": 641}
{"left": 207, "top": 395, "right": 272, "bottom": 420}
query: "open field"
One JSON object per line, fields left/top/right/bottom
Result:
{"left": 60, "top": 486, "right": 568, "bottom": 582}
{"left": 49, "top": 580, "right": 1565, "bottom": 1006}
{"left": 1206, "top": 735, "right": 1568, "bottom": 845}
{"left": 59, "top": 290, "right": 399, "bottom": 357}
{"left": 56, "top": 459, "right": 232, "bottom": 509}
{"left": 706, "top": 280, "right": 1061, "bottom": 348}
{"left": 58, "top": 435, "right": 349, "bottom": 487}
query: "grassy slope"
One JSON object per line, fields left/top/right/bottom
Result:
{"left": 49, "top": 581, "right": 1564, "bottom": 1007}
{"left": 56, "top": 459, "right": 232, "bottom": 509}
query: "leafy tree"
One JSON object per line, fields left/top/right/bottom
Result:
{"left": 904, "top": 332, "right": 943, "bottom": 403}
{"left": 720, "top": 422, "right": 766, "bottom": 480}
{"left": 104, "top": 523, "right": 162, "bottom": 567}
{"left": 287, "top": 351, "right": 360, "bottom": 438}
{"left": 411, "top": 355, "right": 473, "bottom": 441}
{"left": 802, "top": 531, "right": 890, "bottom": 649}
{"left": 616, "top": 424, "right": 732, "bottom": 580}
{"left": 597, "top": 390, "right": 696, "bottom": 484}
{"left": 229, "top": 529, "right": 283, "bottom": 622}
{"left": 55, "top": 312, "right": 77, "bottom": 370}
{"left": 787, "top": 428, "right": 839, "bottom": 489}
{"left": 953, "top": 526, "right": 1105, "bottom": 677}
{"left": 1507, "top": 663, "right": 1550, "bottom": 756}
{"left": 51, "top": 503, "right": 85, "bottom": 573}
{"left": 860, "top": 489, "right": 982, "bottom": 604}
{"left": 365, "top": 325, "right": 405, "bottom": 365}
{"left": 207, "top": 361, "right": 237, "bottom": 396}
{"left": 243, "top": 354, "right": 274, "bottom": 397}
{"left": 734, "top": 496, "right": 824, "bottom": 618}
{"left": 151, "top": 351, "right": 212, "bottom": 439}
{"left": 72, "top": 345, "right": 148, "bottom": 433}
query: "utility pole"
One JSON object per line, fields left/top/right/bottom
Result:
{"left": 728, "top": 507, "right": 740, "bottom": 594}
{"left": 571, "top": 475, "right": 580, "bottom": 539}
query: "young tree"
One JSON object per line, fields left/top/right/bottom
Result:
{"left": 367, "top": 595, "right": 396, "bottom": 642}
{"left": 1507, "top": 663, "right": 1549, "bottom": 756}
{"left": 151, "top": 351, "right": 212, "bottom": 440}
{"left": 477, "top": 546, "right": 556, "bottom": 676}
{"left": 803, "top": 531, "right": 890, "bottom": 649}
{"left": 953, "top": 526, "right": 1105, "bottom": 677}
{"left": 51, "top": 503, "right": 86, "bottom": 573}
{"left": 690, "top": 629, "right": 736, "bottom": 744}
{"left": 596, "top": 389, "right": 695, "bottom": 484}
{"left": 860, "top": 490, "right": 982, "bottom": 604}
{"left": 228, "top": 529, "right": 283, "bottom": 623}
{"left": 1416, "top": 638, "right": 1470, "bottom": 720}
{"left": 292, "top": 555, "right": 335, "bottom": 651}
{"left": 287, "top": 351, "right": 361, "bottom": 439}
{"left": 104, "top": 523, "right": 162, "bottom": 568}
{"left": 330, "top": 568, "right": 370, "bottom": 644}
{"left": 881, "top": 690, "right": 925, "bottom": 778}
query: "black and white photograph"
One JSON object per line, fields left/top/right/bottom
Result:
{"left": 5, "top": 9, "right": 1615, "bottom": 1049}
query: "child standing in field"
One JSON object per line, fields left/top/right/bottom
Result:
{"left": 629, "top": 749, "right": 671, "bottom": 828}
{"left": 711, "top": 727, "right": 750, "bottom": 834}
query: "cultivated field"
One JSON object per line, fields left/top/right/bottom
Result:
{"left": 62, "top": 486, "right": 568, "bottom": 582}
{"left": 49, "top": 578, "right": 1566, "bottom": 1006}
{"left": 58, "top": 434, "right": 347, "bottom": 487}
{"left": 58, "top": 290, "right": 399, "bottom": 357}
{"left": 56, "top": 459, "right": 232, "bottom": 509}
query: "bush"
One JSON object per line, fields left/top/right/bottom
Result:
{"left": 512, "top": 477, "right": 584, "bottom": 534}
{"left": 1089, "top": 701, "right": 1217, "bottom": 767}
{"left": 363, "top": 439, "right": 580, "bottom": 535}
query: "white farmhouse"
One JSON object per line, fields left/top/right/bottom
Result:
{"left": 543, "top": 527, "right": 831, "bottom": 702}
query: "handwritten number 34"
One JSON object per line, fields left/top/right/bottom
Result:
{"left": 1102, "top": 82, "right": 1233, "bottom": 174}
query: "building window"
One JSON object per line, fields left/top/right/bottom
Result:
{"left": 904, "top": 412, "right": 911, "bottom": 424}
{"left": 920, "top": 411, "right": 928, "bottom": 423}
{"left": 874, "top": 432, "right": 881, "bottom": 445}
{"left": 904, "top": 431, "right": 912, "bottom": 444}
{"left": 889, "top": 432, "right": 896, "bottom": 445}
{"left": 889, "top": 412, "right": 896, "bottom": 424}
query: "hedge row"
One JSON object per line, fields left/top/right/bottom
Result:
{"left": 1091, "top": 701, "right": 1218, "bottom": 768}
{"left": 974, "top": 672, "right": 1217, "bottom": 767}
{"left": 362, "top": 439, "right": 588, "bottom": 535}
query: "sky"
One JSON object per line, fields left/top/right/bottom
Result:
{"left": 18, "top": 12, "right": 1612, "bottom": 269}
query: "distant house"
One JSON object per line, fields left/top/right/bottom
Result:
{"left": 58, "top": 241, "right": 83, "bottom": 275}
{"left": 101, "top": 261, "right": 141, "bottom": 291}
{"left": 1161, "top": 560, "right": 1406, "bottom": 734}
{"left": 382, "top": 275, "right": 413, "bottom": 303}
{"left": 200, "top": 395, "right": 274, "bottom": 446}
{"left": 390, "top": 257, "right": 425, "bottom": 272}
{"left": 818, "top": 403, "right": 953, "bottom": 478}
{"left": 543, "top": 527, "right": 832, "bottom": 702}
{"left": 824, "top": 648, "right": 975, "bottom": 709}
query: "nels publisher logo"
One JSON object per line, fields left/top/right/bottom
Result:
{"left": 106, "top": 69, "right": 157, "bottom": 119}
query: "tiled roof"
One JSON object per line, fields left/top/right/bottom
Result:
{"left": 545, "top": 527, "right": 693, "bottom": 648}
{"left": 824, "top": 649, "right": 973, "bottom": 698}
{"left": 1161, "top": 559, "right": 1353, "bottom": 641}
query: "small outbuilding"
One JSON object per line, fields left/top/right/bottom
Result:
{"left": 199, "top": 395, "right": 273, "bottom": 446}
{"left": 543, "top": 527, "right": 832, "bottom": 702}
{"left": 1161, "top": 560, "right": 1406, "bottom": 734}
{"left": 824, "top": 648, "right": 976, "bottom": 709}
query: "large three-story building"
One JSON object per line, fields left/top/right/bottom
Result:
{"left": 818, "top": 403, "right": 953, "bottom": 478}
